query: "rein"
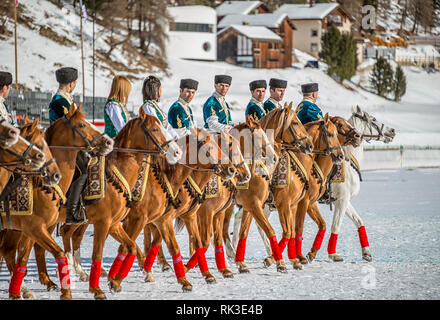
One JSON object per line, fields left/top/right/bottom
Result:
{"left": 352, "top": 113, "right": 384, "bottom": 141}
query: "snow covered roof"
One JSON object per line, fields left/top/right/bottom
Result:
{"left": 168, "top": 5, "right": 216, "bottom": 24}
{"left": 275, "top": 3, "right": 340, "bottom": 20}
{"left": 218, "top": 24, "right": 282, "bottom": 42}
{"left": 218, "top": 12, "right": 290, "bottom": 29}
{"left": 216, "top": 1, "right": 262, "bottom": 16}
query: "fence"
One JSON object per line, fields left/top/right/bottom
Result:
{"left": 363, "top": 145, "right": 440, "bottom": 171}
{"left": 6, "top": 89, "right": 110, "bottom": 127}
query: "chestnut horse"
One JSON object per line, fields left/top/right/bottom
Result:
{"left": 0, "top": 108, "right": 113, "bottom": 299}
{"left": 144, "top": 116, "right": 275, "bottom": 280}
{"left": 0, "top": 117, "right": 20, "bottom": 148}
{"left": 106, "top": 126, "right": 240, "bottom": 292}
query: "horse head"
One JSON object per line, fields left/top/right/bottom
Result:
{"left": 330, "top": 116, "right": 362, "bottom": 148}
{"left": 0, "top": 117, "right": 20, "bottom": 148}
{"left": 219, "top": 129, "right": 250, "bottom": 184}
{"left": 21, "top": 117, "right": 62, "bottom": 187}
{"left": 260, "top": 103, "right": 314, "bottom": 154}
{"left": 305, "top": 113, "right": 344, "bottom": 164}
{"left": 45, "top": 103, "right": 114, "bottom": 156}
{"left": 180, "top": 127, "right": 236, "bottom": 181}
{"left": 350, "top": 106, "right": 396, "bottom": 143}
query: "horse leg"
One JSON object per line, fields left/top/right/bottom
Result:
{"left": 34, "top": 224, "right": 58, "bottom": 291}
{"left": 305, "top": 202, "right": 326, "bottom": 263}
{"left": 222, "top": 205, "right": 236, "bottom": 259}
{"left": 107, "top": 223, "right": 139, "bottom": 292}
{"left": 213, "top": 206, "right": 234, "bottom": 278}
{"left": 60, "top": 224, "right": 79, "bottom": 276}
{"left": 234, "top": 209, "right": 252, "bottom": 273}
{"left": 89, "top": 220, "right": 111, "bottom": 300}
{"left": 231, "top": 206, "right": 243, "bottom": 254}
{"left": 145, "top": 223, "right": 171, "bottom": 272}
{"left": 294, "top": 198, "right": 309, "bottom": 265}
{"left": 257, "top": 205, "right": 275, "bottom": 268}
{"left": 346, "top": 202, "right": 372, "bottom": 262}
{"left": 71, "top": 224, "right": 90, "bottom": 281}
{"left": 0, "top": 230, "right": 22, "bottom": 278}
{"left": 154, "top": 218, "right": 193, "bottom": 292}
{"left": 181, "top": 211, "right": 216, "bottom": 284}
{"left": 143, "top": 224, "right": 163, "bottom": 283}
{"left": 328, "top": 198, "right": 349, "bottom": 262}
{"left": 21, "top": 222, "right": 72, "bottom": 300}
{"left": 271, "top": 199, "right": 294, "bottom": 272}
{"left": 11, "top": 235, "right": 36, "bottom": 299}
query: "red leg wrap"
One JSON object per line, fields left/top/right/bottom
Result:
{"left": 288, "top": 238, "right": 296, "bottom": 259}
{"left": 143, "top": 245, "right": 160, "bottom": 272}
{"left": 56, "top": 257, "right": 71, "bottom": 289}
{"left": 186, "top": 252, "right": 199, "bottom": 270}
{"left": 89, "top": 260, "right": 101, "bottom": 289}
{"left": 9, "top": 264, "right": 26, "bottom": 295}
{"left": 269, "top": 236, "right": 282, "bottom": 261}
{"left": 235, "top": 238, "right": 247, "bottom": 262}
{"left": 108, "top": 253, "right": 126, "bottom": 279}
{"left": 328, "top": 233, "right": 338, "bottom": 254}
{"left": 295, "top": 234, "right": 303, "bottom": 256}
{"left": 215, "top": 246, "right": 226, "bottom": 270}
{"left": 358, "top": 226, "right": 370, "bottom": 248}
{"left": 278, "top": 237, "right": 289, "bottom": 253}
{"left": 172, "top": 253, "right": 185, "bottom": 279}
{"left": 313, "top": 229, "right": 326, "bottom": 250}
{"left": 117, "top": 253, "right": 136, "bottom": 278}
{"left": 196, "top": 248, "right": 209, "bottom": 273}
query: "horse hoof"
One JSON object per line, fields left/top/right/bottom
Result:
{"left": 220, "top": 269, "right": 234, "bottom": 278}
{"left": 9, "top": 293, "right": 23, "bottom": 300}
{"left": 329, "top": 254, "right": 344, "bottom": 262}
{"left": 162, "top": 264, "right": 172, "bottom": 272}
{"left": 306, "top": 253, "right": 315, "bottom": 264}
{"left": 79, "top": 273, "right": 89, "bottom": 282}
{"left": 263, "top": 256, "right": 275, "bottom": 268}
{"left": 90, "top": 287, "right": 107, "bottom": 300}
{"left": 46, "top": 282, "right": 59, "bottom": 291}
{"left": 362, "top": 254, "right": 372, "bottom": 262}
{"left": 108, "top": 278, "right": 122, "bottom": 293}
{"left": 297, "top": 254, "right": 308, "bottom": 265}
{"left": 100, "top": 268, "right": 108, "bottom": 277}
{"left": 277, "top": 266, "right": 288, "bottom": 273}
{"left": 144, "top": 271, "right": 156, "bottom": 283}
{"left": 60, "top": 288, "right": 72, "bottom": 300}
{"left": 22, "top": 290, "right": 35, "bottom": 299}
{"left": 182, "top": 285, "right": 193, "bottom": 292}
{"left": 205, "top": 277, "right": 217, "bottom": 284}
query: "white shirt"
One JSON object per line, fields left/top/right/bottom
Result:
{"left": 106, "top": 102, "right": 127, "bottom": 132}
{"left": 142, "top": 100, "right": 180, "bottom": 140}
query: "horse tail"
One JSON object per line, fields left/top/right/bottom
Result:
{"left": 174, "top": 217, "right": 185, "bottom": 234}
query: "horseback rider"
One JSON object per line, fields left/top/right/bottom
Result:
{"left": 48, "top": 67, "right": 77, "bottom": 124}
{"left": 141, "top": 75, "right": 179, "bottom": 139}
{"left": 296, "top": 82, "right": 323, "bottom": 124}
{"left": 264, "top": 78, "right": 287, "bottom": 113}
{"left": 245, "top": 80, "right": 267, "bottom": 121}
{"left": 168, "top": 79, "right": 198, "bottom": 138}
{"left": 104, "top": 75, "right": 132, "bottom": 138}
{"left": 0, "top": 71, "right": 16, "bottom": 125}
{"left": 203, "top": 75, "right": 234, "bottom": 133}
{"left": 49, "top": 67, "right": 87, "bottom": 224}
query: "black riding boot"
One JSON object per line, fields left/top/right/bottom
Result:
{"left": 65, "top": 173, "right": 88, "bottom": 224}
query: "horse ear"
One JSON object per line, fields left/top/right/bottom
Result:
{"left": 139, "top": 105, "right": 147, "bottom": 121}
{"left": 324, "top": 113, "right": 329, "bottom": 123}
{"left": 66, "top": 102, "right": 77, "bottom": 119}
{"left": 77, "top": 103, "right": 82, "bottom": 113}
{"left": 286, "top": 102, "right": 293, "bottom": 112}
{"left": 31, "top": 117, "right": 39, "bottom": 132}
{"left": 356, "top": 105, "right": 362, "bottom": 114}
{"left": 24, "top": 116, "right": 30, "bottom": 124}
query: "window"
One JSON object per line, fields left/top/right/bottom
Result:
{"left": 170, "top": 22, "right": 214, "bottom": 33}
{"left": 311, "top": 29, "right": 318, "bottom": 37}
{"left": 311, "top": 43, "right": 318, "bottom": 52}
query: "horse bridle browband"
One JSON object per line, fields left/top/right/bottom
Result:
{"left": 312, "top": 121, "right": 341, "bottom": 159}
{"left": 353, "top": 113, "right": 384, "bottom": 142}
{"left": 280, "top": 109, "right": 309, "bottom": 150}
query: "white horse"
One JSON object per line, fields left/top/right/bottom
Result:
{"left": 227, "top": 106, "right": 396, "bottom": 264}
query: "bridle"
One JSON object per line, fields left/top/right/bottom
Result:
{"left": 312, "top": 121, "right": 341, "bottom": 160}
{"left": 279, "top": 109, "right": 310, "bottom": 150}
{"left": 333, "top": 119, "right": 360, "bottom": 146}
{"left": 352, "top": 112, "right": 384, "bottom": 142}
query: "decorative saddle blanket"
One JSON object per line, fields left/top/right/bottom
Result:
{"left": 132, "top": 156, "right": 150, "bottom": 202}
{"left": 329, "top": 153, "right": 361, "bottom": 184}
{"left": 204, "top": 174, "right": 222, "bottom": 198}
{"left": 271, "top": 150, "right": 308, "bottom": 189}
{"left": 84, "top": 155, "right": 106, "bottom": 202}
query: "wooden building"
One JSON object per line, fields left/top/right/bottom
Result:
{"left": 217, "top": 13, "right": 296, "bottom": 69}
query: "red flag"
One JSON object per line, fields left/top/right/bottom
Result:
{"left": 15, "top": 0, "right": 19, "bottom": 7}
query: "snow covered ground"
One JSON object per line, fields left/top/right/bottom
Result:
{"left": 1, "top": 168, "right": 439, "bottom": 300}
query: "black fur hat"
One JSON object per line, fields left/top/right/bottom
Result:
{"left": 301, "top": 82, "right": 319, "bottom": 94}
{"left": 269, "top": 78, "right": 287, "bottom": 89}
{"left": 249, "top": 80, "right": 267, "bottom": 91}
{"left": 214, "top": 75, "right": 232, "bottom": 85}
{"left": 0, "top": 72, "right": 13, "bottom": 87}
{"left": 55, "top": 67, "right": 78, "bottom": 84}
{"left": 180, "top": 78, "right": 199, "bottom": 90}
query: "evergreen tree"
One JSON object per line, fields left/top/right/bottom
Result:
{"left": 319, "top": 25, "right": 342, "bottom": 78}
{"left": 369, "top": 57, "right": 394, "bottom": 98}
{"left": 393, "top": 65, "right": 406, "bottom": 102}
{"left": 336, "top": 33, "right": 358, "bottom": 82}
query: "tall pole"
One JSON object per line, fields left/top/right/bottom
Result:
{"left": 14, "top": 0, "right": 18, "bottom": 90}
{"left": 80, "top": 1, "right": 85, "bottom": 104}
{"left": 92, "top": 0, "right": 95, "bottom": 123}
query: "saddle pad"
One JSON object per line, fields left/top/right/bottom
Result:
{"left": 204, "top": 174, "right": 222, "bottom": 198}
{"left": 271, "top": 150, "right": 290, "bottom": 188}
{"left": 84, "top": 155, "right": 106, "bottom": 201}
{"left": 0, "top": 176, "right": 33, "bottom": 216}
{"left": 330, "top": 160, "right": 346, "bottom": 183}
{"left": 132, "top": 156, "right": 151, "bottom": 202}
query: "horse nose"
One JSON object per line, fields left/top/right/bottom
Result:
{"left": 338, "top": 153, "right": 344, "bottom": 161}
{"left": 54, "top": 172, "right": 62, "bottom": 183}
{"left": 355, "top": 133, "right": 361, "bottom": 139}
{"left": 228, "top": 166, "right": 236, "bottom": 176}
{"left": 9, "top": 129, "right": 18, "bottom": 137}
{"left": 36, "top": 152, "right": 45, "bottom": 160}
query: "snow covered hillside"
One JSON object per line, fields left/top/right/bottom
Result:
{"left": 0, "top": 0, "right": 439, "bottom": 149}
